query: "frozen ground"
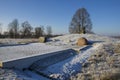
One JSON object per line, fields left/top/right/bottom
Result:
{"left": 0, "top": 43, "right": 67, "bottom": 62}
{"left": 0, "top": 34, "right": 120, "bottom": 80}
{"left": 35, "top": 43, "right": 102, "bottom": 79}
{"left": 70, "top": 43, "right": 120, "bottom": 80}
{"left": 48, "top": 34, "right": 118, "bottom": 46}
{"left": 0, "top": 68, "right": 35, "bottom": 80}
{"left": 0, "top": 39, "right": 38, "bottom": 44}
{"left": 35, "top": 34, "right": 120, "bottom": 79}
{"left": 0, "top": 68, "right": 50, "bottom": 80}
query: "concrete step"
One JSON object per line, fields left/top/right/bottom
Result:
{"left": 29, "top": 49, "right": 77, "bottom": 71}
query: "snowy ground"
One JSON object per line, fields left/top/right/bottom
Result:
{"left": 0, "top": 68, "right": 50, "bottom": 80}
{"left": 35, "top": 43, "right": 102, "bottom": 79}
{"left": 0, "top": 43, "right": 67, "bottom": 62}
{"left": 70, "top": 43, "right": 120, "bottom": 80}
{"left": 0, "top": 68, "right": 35, "bottom": 80}
{"left": 34, "top": 34, "right": 120, "bottom": 79}
{"left": 0, "top": 34, "right": 120, "bottom": 80}
{"left": 49, "top": 34, "right": 118, "bottom": 45}
{"left": 0, "top": 39, "right": 38, "bottom": 44}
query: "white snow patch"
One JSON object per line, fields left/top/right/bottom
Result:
{"left": 0, "top": 43, "right": 68, "bottom": 62}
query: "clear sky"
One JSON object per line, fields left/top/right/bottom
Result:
{"left": 0, "top": 0, "right": 120, "bottom": 35}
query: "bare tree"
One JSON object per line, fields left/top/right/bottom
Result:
{"left": 35, "top": 26, "right": 44, "bottom": 38}
{"left": 46, "top": 26, "right": 52, "bottom": 36}
{"left": 69, "top": 8, "right": 92, "bottom": 34}
{"left": 21, "top": 21, "right": 33, "bottom": 38}
{"left": 8, "top": 19, "right": 19, "bottom": 38}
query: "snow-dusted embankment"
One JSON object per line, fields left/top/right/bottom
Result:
{"left": 33, "top": 43, "right": 102, "bottom": 79}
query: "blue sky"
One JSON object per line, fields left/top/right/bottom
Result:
{"left": 0, "top": 0, "right": 120, "bottom": 35}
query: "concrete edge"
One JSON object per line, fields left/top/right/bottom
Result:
{"left": 2, "top": 49, "right": 75, "bottom": 70}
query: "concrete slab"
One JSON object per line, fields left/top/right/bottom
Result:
{"left": 29, "top": 49, "right": 77, "bottom": 71}
{"left": 0, "top": 43, "right": 72, "bottom": 70}
{"left": 0, "top": 43, "right": 87, "bottom": 70}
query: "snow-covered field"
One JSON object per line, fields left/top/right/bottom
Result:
{"left": 0, "top": 43, "right": 67, "bottom": 62}
{"left": 0, "top": 39, "right": 38, "bottom": 45}
{"left": 0, "top": 34, "right": 120, "bottom": 80}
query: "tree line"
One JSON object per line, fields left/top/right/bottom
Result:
{"left": 0, "top": 8, "right": 93, "bottom": 38}
{"left": 0, "top": 19, "right": 53, "bottom": 38}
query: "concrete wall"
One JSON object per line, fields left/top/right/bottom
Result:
{"left": 2, "top": 49, "right": 76, "bottom": 70}
{"left": 30, "top": 49, "right": 77, "bottom": 70}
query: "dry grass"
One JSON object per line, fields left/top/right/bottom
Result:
{"left": 0, "top": 39, "right": 38, "bottom": 44}
{"left": 112, "top": 43, "right": 120, "bottom": 53}
{"left": 70, "top": 43, "right": 120, "bottom": 80}
{"left": 98, "top": 69, "right": 120, "bottom": 80}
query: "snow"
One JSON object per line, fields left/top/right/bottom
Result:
{"left": 37, "top": 43, "right": 101, "bottom": 79}
{"left": 0, "top": 68, "right": 51, "bottom": 80}
{"left": 0, "top": 39, "right": 38, "bottom": 45}
{"left": 0, "top": 43, "right": 68, "bottom": 62}
{"left": 32, "top": 34, "right": 119, "bottom": 79}
{"left": 0, "top": 68, "right": 36, "bottom": 80}
{"left": 0, "top": 34, "right": 119, "bottom": 80}
{"left": 46, "top": 34, "right": 118, "bottom": 48}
